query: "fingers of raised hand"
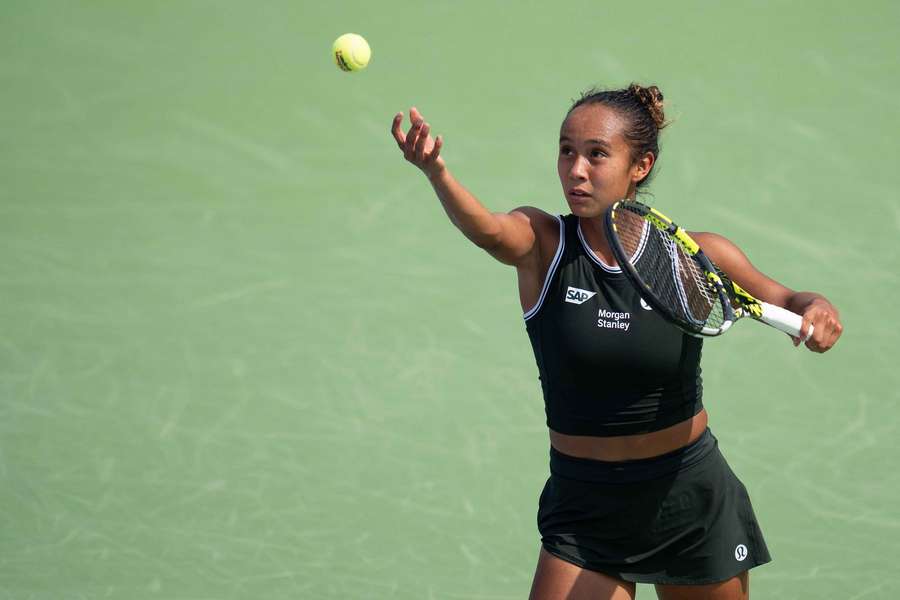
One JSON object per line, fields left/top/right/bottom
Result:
{"left": 391, "top": 112, "right": 406, "bottom": 147}
{"left": 428, "top": 135, "right": 443, "bottom": 163}
{"left": 414, "top": 123, "right": 431, "bottom": 162}
{"left": 392, "top": 108, "right": 442, "bottom": 172}
{"left": 404, "top": 118, "right": 425, "bottom": 160}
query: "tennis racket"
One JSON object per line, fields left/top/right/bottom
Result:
{"left": 604, "top": 199, "right": 812, "bottom": 339}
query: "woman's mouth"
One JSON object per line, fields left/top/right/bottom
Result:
{"left": 568, "top": 189, "right": 591, "bottom": 200}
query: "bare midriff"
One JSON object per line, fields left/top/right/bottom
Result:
{"left": 549, "top": 409, "right": 709, "bottom": 462}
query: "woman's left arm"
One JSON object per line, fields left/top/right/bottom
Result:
{"left": 693, "top": 232, "right": 843, "bottom": 353}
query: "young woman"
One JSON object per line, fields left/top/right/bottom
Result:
{"left": 389, "top": 84, "right": 842, "bottom": 600}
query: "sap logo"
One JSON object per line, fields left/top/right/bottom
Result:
{"left": 565, "top": 286, "right": 597, "bottom": 305}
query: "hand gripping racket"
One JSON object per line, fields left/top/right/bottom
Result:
{"left": 604, "top": 199, "right": 812, "bottom": 339}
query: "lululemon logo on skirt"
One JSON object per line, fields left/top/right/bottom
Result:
{"left": 734, "top": 544, "right": 748, "bottom": 561}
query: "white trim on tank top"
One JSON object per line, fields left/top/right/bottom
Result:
{"left": 577, "top": 218, "right": 650, "bottom": 272}
{"left": 523, "top": 215, "right": 565, "bottom": 321}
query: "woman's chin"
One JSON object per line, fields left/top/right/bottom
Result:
{"left": 567, "top": 200, "right": 603, "bottom": 218}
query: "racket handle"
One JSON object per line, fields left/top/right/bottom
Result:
{"left": 759, "top": 302, "right": 814, "bottom": 341}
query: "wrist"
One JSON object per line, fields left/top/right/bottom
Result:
{"left": 793, "top": 293, "right": 832, "bottom": 314}
{"left": 425, "top": 163, "right": 448, "bottom": 183}
{"left": 805, "top": 295, "right": 830, "bottom": 308}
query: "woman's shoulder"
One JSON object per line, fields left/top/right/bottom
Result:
{"left": 508, "top": 205, "right": 564, "bottom": 251}
{"left": 508, "top": 205, "right": 561, "bottom": 223}
{"left": 508, "top": 205, "right": 565, "bottom": 234}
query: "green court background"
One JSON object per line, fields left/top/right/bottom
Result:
{"left": 2, "top": 1, "right": 898, "bottom": 598}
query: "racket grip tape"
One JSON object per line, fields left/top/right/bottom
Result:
{"left": 759, "top": 302, "right": 814, "bottom": 341}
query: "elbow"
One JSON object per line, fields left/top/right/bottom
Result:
{"left": 471, "top": 229, "right": 503, "bottom": 251}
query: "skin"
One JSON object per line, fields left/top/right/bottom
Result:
{"left": 390, "top": 102, "right": 843, "bottom": 600}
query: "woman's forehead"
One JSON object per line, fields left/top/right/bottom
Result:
{"left": 560, "top": 104, "right": 626, "bottom": 144}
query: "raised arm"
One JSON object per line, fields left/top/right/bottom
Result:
{"left": 390, "top": 107, "right": 547, "bottom": 267}
{"left": 694, "top": 232, "right": 843, "bottom": 353}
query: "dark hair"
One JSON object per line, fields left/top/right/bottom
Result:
{"left": 567, "top": 83, "right": 668, "bottom": 188}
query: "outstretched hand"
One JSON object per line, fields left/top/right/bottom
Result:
{"left": 391, "top": 107, "right": 445, "bottom": 179}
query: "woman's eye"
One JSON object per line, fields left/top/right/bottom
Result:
{"left": 591, "top": 150, "right": 606, "bottom": 158}
{"left": 559, "top": 147, "right": 572, "bottom": 155}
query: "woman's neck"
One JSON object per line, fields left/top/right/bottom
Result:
{"left": 578, "top": 215, "right": 618, "bottom": 267}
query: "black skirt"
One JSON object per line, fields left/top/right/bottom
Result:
{"left": 538, "top": 428, "right": 771, "bottom": 585}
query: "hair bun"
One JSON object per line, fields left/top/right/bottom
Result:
{"left": 629, "top": 83, "right": 667, "bottom": 130}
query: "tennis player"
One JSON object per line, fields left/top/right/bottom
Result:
{"left": 390, "top": 84, "right": 842, "bottom": 600}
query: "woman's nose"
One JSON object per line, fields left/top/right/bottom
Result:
{"left": 568, "top": 155, "right": 588, "bottom": 180}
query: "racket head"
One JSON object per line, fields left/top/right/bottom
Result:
{"left": 604, "top": 200, "right": 735, "bottom": 336}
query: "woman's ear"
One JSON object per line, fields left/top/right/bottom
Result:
{"left": 632, "top": 152, "right": 655, "bottom": 184}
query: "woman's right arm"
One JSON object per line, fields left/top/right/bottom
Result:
{"left": 391, "top": 107, "right": 547, "bottom": 267}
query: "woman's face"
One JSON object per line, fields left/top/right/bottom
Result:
{"left": 557, "top": 104, "right": 650, "bottom": 218}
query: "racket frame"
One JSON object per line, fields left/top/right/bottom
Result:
{"left": 606, "top": 200, "right": 736, "bottom": 337}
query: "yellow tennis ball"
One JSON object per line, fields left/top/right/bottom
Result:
{"left": 332, "top": 33, "right": 371, "bottom": 72}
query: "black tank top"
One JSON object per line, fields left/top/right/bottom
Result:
{"left": 524, "top": 214, "right": 704, "bottom": 436}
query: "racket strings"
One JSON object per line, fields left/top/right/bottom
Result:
{"left": 612, "top": 209, "right": 647, "bottom": 258}
{"left": 614, "top": 211, "right": 699, "bottom": 323}
{"left": 659, "top": 230, "right": 721, "bottom": 327}
{"left": 673, "top": 240, "right": 725, "bottom": 327}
